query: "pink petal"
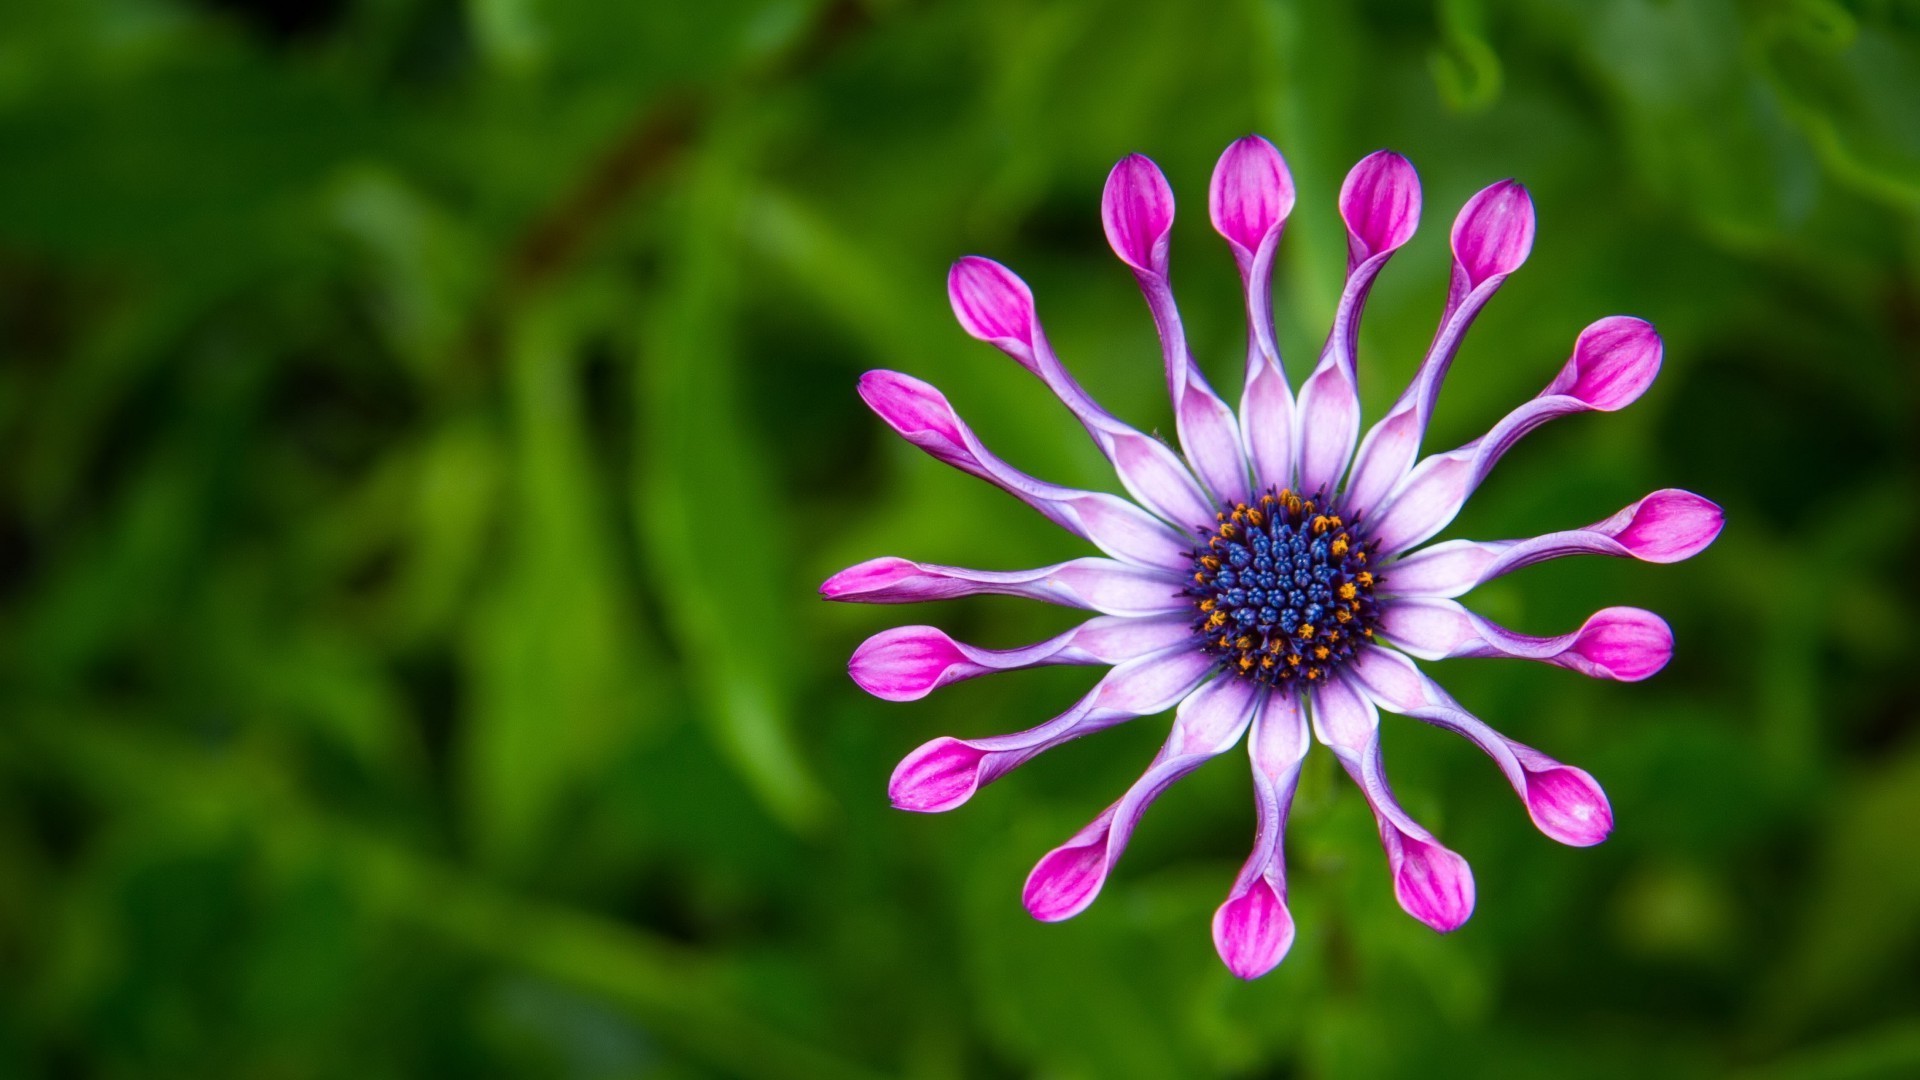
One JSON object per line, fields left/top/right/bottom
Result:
{"left": 1391, "top": 836, "right": 1476, "bottom": 932}
{"left": 848, "top": 615, "right": 1194, "bottom": 702}
{"left": 1024, "top": 829, "right": 1113, "bottom": 921}
{"left": 1339, "top": 150, "right": 1421, "bottom": 264}
{"left": 1522, "top": 764, "right": 1613, "bottom": 847}
{"left": 1209, "top": 135, "right": 1295, "bottom": 257}
{"left": 1607, "top": 489, "right": 1726, "bottom": 562}
{"left": 1567, "top": 607, "right": 1673, "bottom": 681}
{"left": 885, "top": 646, "right": 1216, "bottom": 813}
{"left": 1380, "top": 489, "right": 1725, "bottom": 599}
{"left": 1450, "top": 179, "right": 1535, "bottom": 288}
{"left": 1294, "top": 360, "right": 1360, "bottom": 495}
{"left": 889, "top": 738, "right": 990, "bottom": 813}
{"left": 1102, "top": 153, "right": 1176, "bottom": 276}
{"left": 948, "top": 256, "right": 1037, "bottom": 364}
{"left": 1022, "top": 675, "right": 1259, "bottom": 923}
{"left": 1212, "top": 877, "right": 1295, "bottom": 979}
{"left": 1544, "top": 315, "right": 1662, "bottom": 412}
{"left": 1240, "top": 360, "right": 1294, "bottom": 492}
{"left": 858, "top": 369, "right": 967, "bottom": 450}
{"left": 819, "top": 556, "right": 1187, "bottom": 617}
{"left": 1348, "top": 648, "right": 1612, "bottom": 850}
{"left": 1379, "top": 599, "right": 1673, "bottom": 683}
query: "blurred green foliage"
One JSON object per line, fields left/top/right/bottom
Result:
{"left": 1, "top": 0, "right": 1918, "bottom": 1076}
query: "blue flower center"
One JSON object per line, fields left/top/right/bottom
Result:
{"left": 1185, "top": 489, "right": 1382, "bottom": 688}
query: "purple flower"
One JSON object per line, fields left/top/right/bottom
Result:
{"left": 824, "top": 136, "right": 1723, "bottom": 980}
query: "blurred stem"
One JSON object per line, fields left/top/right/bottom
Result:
{"left": 23, "top": 716, "right": 882, "bottom": 1080}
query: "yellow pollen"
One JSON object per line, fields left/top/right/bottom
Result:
{"left": 1205, "top": 611, "right": 1227, "bottom": 630}
{"left": 1356, "top": 571, "right": 1374, "bottom": 587}
{"left": 1198, "top": 598, "right": 1216, "bottom": 612}
{"left": 1287, "top": 654, "right": 1302, "bottom": 666}
{"left": 1239, "top": 655, "right": 1255, "bottom": 672}
{"left": 1305, "top": 669, "right": 1320, "bottom": 680}
{"left": 1234, "top": 635, "right": 1252, "bottom": 651}
{"left": 1201, "top": 555, "right": 1221, "bottom": 571}
{"left": 1338, "top": 582, "right": 1357, "bottom": 601}
{"left": 1298, "top": 624, "right": 1316, "bottom": 639}
{"left": 1335, "top": 608, "right": 1354, "bottom": 623}
{"left": 1314, "top": 646, "right": 1330, "bottom": 661}
{"left": 1331, "top": 536, "right": 1350, "bottom": 557}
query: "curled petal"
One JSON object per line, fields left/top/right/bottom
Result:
{"left": 887, "top": 645, "right": 1214, "bottom": 813}
{"left": 941, "top": 260, "right": 1215, "bottom": 530}
{"left": 1383, "top": 489, "right": 1725, "bottom": 599}
{"left": 1022, "top": 675, "right": 1261, "bottom": 920}
{"left": 1214, "top": 691, "right": 1308, "bottom": 979}
{"left": 819, "top": 556, "right": 1187, "bottom": 618}
{"left": 1310, "top": 675, "right": 1476, "bottom": 932}
{"left": 1102, "top": 154, "right": 1176, "bottom": 276}
{"left": 1364, "top": 317, "right": 1665, "bottom": 555}
{"left": 848, "top": 614, "right": 1193, "bottom": 701}
{"left": 1380, "top": 599, "right": 1672, "bottom": 682}
{"left": 1349, "top": 648, "right": 1613, "bottom": 847}
{"left": 858, "top": 370, "right": 1189, "bottom": 566}
{"left": 1342, "top": 180, "right": 1536, "bottom": 518}
{"left": 1340, "top": 150, "right": 1421, "bottom": 266}
{"left": 1294, "top": 152, "right": 1421, "bottom": 496}
{"left": 1209, "top": 135, "right": 1296, "bottom": 260}
{"left": 1542, "top": 316, "right": 1662, "bottom": 412}
{"left": 948, "top": 257, "right": 1037, "bottom": 364}
{"left": 1450, "top": 179, "right": 1535, "bottom": 291}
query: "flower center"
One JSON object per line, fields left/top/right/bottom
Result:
{"left": 1185, "top": 489, "right": 1382, "bottom": 687}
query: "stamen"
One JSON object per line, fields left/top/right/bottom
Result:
{"left": 1183, "top": 485, "right": 1384, "bottom": 689}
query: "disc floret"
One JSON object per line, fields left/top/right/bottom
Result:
{"left": 1186, "top": 489, "right": 1382, "bottom": 686}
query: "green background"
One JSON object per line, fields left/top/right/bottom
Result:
{"left": 2, "top": 0, "right": 1917, "bottom": 1076}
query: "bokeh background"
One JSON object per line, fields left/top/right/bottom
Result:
{"left": 3, "top": 0, "right": 1918, "bottom": 1076}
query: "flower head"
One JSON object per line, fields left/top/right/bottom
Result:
{"left": 825, "top": 136, "right": 1722, "bottom": 979}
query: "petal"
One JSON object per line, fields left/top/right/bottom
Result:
{"left": 1541, "top": 316, "right": 1663, "bottom": 412}
{"left": 1240, "top": 359, "right": 1295, "bottom": 493}
{"left": 1214, "top": 691, "right": 1308, "bottom": 979}
{"left": 1380, "top": 599, "right": 1672, "bottom": 682}
{"left": 1362, "top": 317, "right": 1665, "bottom": 555}
{"left": 819, "top": 556, "right": 1188, "bottom": 618}
{"left": 1339, "top": 150, "right": 1421, "bottom": 265}
{"left": 941, "top": 259, "right": 1217, "bottom": 531}
{"left": 1340, "top": 181, "right": 1536, "bottom": 517}
{"left": 1349, "top": 648, "right": 1613, "bottom": 847}
{"left": 1022, "top": 674, "right": 1260, "bottom": 921}
{"left": 1450, "top": 179, "right": 1535, "bottom": 291}
{"left": 1382, "top": 489, "right": 1725, "bottom": 598}
{"left": 1175, "top": 384, "right": 1252, "bottom": 507}
{"left": 848, "top": 613, "right": 1194, "bottom": 701}
{"left": 1310, "top": 675, "right": 1475, "bottom": 932}
{"left": 1294, "top": 361, "right": 1361, "bottom": 495}
{"left": 859, "top": 370, "right": 1190, "bottom": 567}
{"left": 1209, "top": 135, "right": 1295, "bottom": 261}
{"left": 1294, "top": 152, "right": 1420, "bottom": 497}
{"left": 948, "top": 256, "right": 1038, "bottom": 366}
{"left": 1102, "top": 153, "right": 1175, "bottom": 276}
{"left": 887, "top": 645, "right": 1215, "bottom": 812}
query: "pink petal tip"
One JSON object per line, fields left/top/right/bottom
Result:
{"left": 1209, "top": 135, "right": 1295, "bottom": 254}
{"left": 819, "top": 557, "right": 915, "bottom": 601}
{"left": 1393, "top": 838, "right": 1476, "bottom": 932}
{"left": 948, "top": 257, "right": 1036, "bottom": 355}
{"left": 1212, "top": 879, "right": 1296, "bottom": 980}
{"left": 1022, "top": 839, "right": 1110, "bottom": 922}
{"left": 1571, "top": 607, "right": 1672, "bottom": 682}
{"left": 1558, "top": 316, "right": 1662, "bottom": 411}
{"left": 1102, "top": 153, "right": 1175, "bottom": 275}
{"left": 888, "top": 738, "right": 989, "bottom": 813}
{"left": 1614, "top": 490, "right": 1725, "bottom": 563}
{"left": 1451, "top": 179, "right": 1535, "bottom": 285}
{"left": 1525, "top": 765, "right": 1614, "bottom": 847}
{"left": 856, "top": 370, "right": 965, "bottom": 445}
{"left": 1340, "top": 150, "right": 1421, "bottom": 258}
{"left": 849, "top": 626, "right": 968, "bottom": 701}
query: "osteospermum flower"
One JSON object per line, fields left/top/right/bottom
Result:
{"left": 822, "top": 137, "right": 1722, "bottom": 979}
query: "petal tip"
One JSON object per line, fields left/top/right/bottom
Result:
{"left": 1619, "top": 491, "right": 1725, "bottom": 563}
{"left": 1022, "top": 841, "right": 1110, "bottom": 922}
{"left": 1451, "top": 178, "right": 1535, "bottom": 285}
{"left": 1525, "top": 766, "right": 1614, "bottom": 847}
{"left": 1393, "top": 838, "right": 1476, "bottom": 933}
{"left": 1561, "top": 316, "right": 1662, "bottom": 411}
{"left": 948, "top": 256, "right": 1037, "bottom": 354}
{"left": 1340, "top": 149, "right": 1421, "bottom": 257}
{"left": 888, "top": 737, "right": 989, "bottom": 813}
{"left": 1208, "top": 134, "right": 1295, "bottom": 254}
{"left": 849, "top": 625, "right": 967, "bottom": 701}
{"left": 1102, "top": 153, "right": 1175, "bottom": 275}
{"left": 1212, "top": 879, "right": 1296, "bottom": 980}
{"left": 1572, "top": 607, "right": 1672, "bottom": 682}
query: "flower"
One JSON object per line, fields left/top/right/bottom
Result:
{"left": 823, "top": 136, "right": 1722, "bottom": 979}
